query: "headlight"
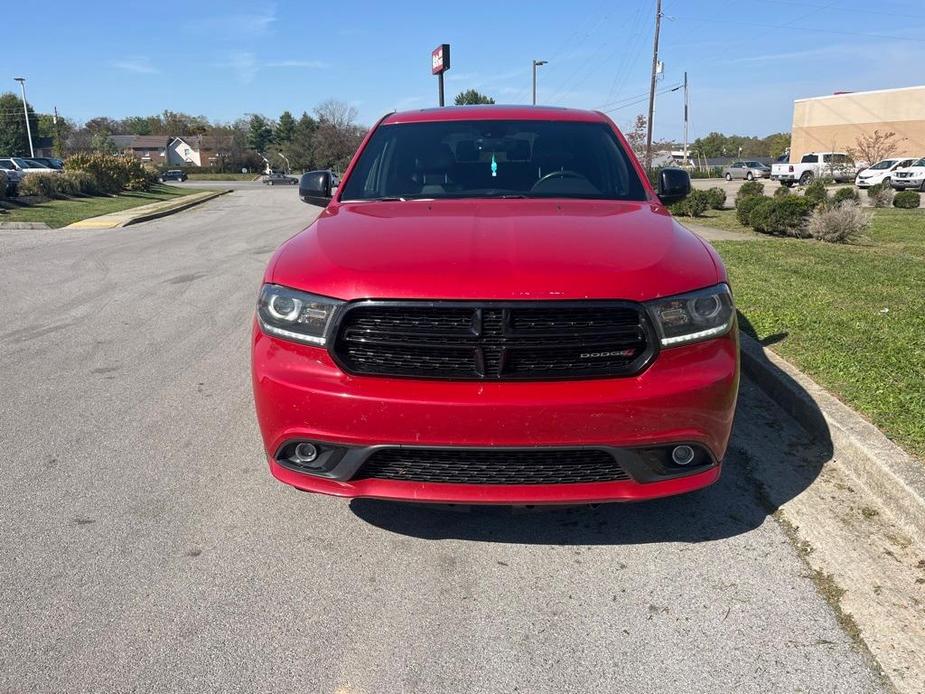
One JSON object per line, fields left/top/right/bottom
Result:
{"left": 645, "top": 284, "right": 735, "bottom": 347}
{"left": 256, "top": 284, "right": 343, "bottom": 346}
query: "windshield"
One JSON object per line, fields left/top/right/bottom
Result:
{"left": 745, "top": 161, "right": 763, "bottom": 167}
{"left": 13, "top": 158, "right": 42, "bottom": 168}
{"left": 869, "top": 160, "right": 897, "bottom": 170}
{"left": 339, "top": 119, "right": 647, "bottom": 201}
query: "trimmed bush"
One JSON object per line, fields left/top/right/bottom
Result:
{"left": 53, "top": 173, "right": 79, "bottom": 197}
{"left": 736, "top": 195, "right": 765, "bottom": 226}
{"left": 773, "top": 186, "right": 792, "bottom": 198}
{"left": 669, "top": 189, "right": 710, "bottom": 218}
{"left": 704, "top": 187, "right": 726, "bottom": 210}
{"left": 736, "top": 180, "right": 764, "bottom": 203}
{"left": 807, "top": 202, "right": 871, "bottom": 243}
{"left": 893, "top": 190, "right": 921, "bottom": 209}
{"left": 749, "top": 196, "right": 814, "bottom": 237}
{"left": 832, "top": 186, "right": 860, "bottom": 206}
{"left": 61, "top": 170, "right": 100, "bottom": 196}
{"left": 64, "top": 153, "right": 157, "bottom": 193}
{"left": 803, "top": 179, "right": 828, "bottom": 206}
{"left": 17, "top": 173, "right": 60, "bottom": 199}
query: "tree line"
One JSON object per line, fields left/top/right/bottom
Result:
{"left": 0, "top": 93, "right": 366, "bottom": 172}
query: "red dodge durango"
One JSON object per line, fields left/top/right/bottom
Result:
{"left": 251, "top": 105, "right": 739, "bottom": 504}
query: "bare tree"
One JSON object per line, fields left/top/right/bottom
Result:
{"left": 314, "top": 100, "right": 358, "bottom": 130}
{"left": 849, "top": 129, "right": 905, "bottom": 167}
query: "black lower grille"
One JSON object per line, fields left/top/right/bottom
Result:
{"left": 353, "top": 448, "right": 631, "bottom": 485}
{"left": 332, "top": 301, "right": 654, "bottom": 380}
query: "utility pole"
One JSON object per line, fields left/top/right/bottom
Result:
{"left": 683, "top": 71, "right": 689, "bottom": 165}
{"left": 14, "top": 77, "right": 35, "bottom": 158}
{"left": 644, "top": 0, "right": 662, "bottom": 171}
{"left": 532, "top": 59, "right": 547, "bottom": 105}
{"left": 53, "top": 106, "right": 63, "bottom": 158}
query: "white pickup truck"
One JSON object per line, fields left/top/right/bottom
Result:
{"left": 771, "top": 152, "right": 857, "bottom": 187}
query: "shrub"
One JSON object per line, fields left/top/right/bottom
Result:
{"left": 893, "top": 190, "right": 921, "bottom": 209}
{"left": 736, "top": 195, "right": 765, "bottom": 226}
{"left": 803, "top": 179, "right": 828, "bottom": 206}
{"left": 807, "top": 202, "right": 871, "bottom": 243}
{"left": 64, "top": 153, "right": 157, "bottom": 193}
{"left": 669, "top": 189, "right": 710, "bottom": 218}
{"left": 61, "top": 170, "right": 100, "bottom": 195}
{"left": 749, "top": 196, "right": 814, "bottom": 237}
{"left": 17, "top": 172, "right": 60, "bottom": 199}
{"left": 773, "top": 186, "right": 792, "bottom": 198}
{"left": 736, "top": 180, "right": 764, "bottom": 203}
{"left": 704, "top": 187, "right": 726, "bottom": 210}
{"left": 832, "top": 187, "right": 860, "bottom": 206}
{"left": 870, "top": 186, "right": 894, "bottom": 208}
{"left": 53, "top": 173, "right": 79, "bottom": 197}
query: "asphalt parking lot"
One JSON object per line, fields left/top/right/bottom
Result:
{"left": 0, "top": 188, "right": 886, "bottom": 693}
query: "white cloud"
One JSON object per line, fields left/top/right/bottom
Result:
{"left": 189, "top": 5, "right": 277, "bottom": 39}
{"left": 265, "top": 59, "right": 328, "bottom": 69}
{"left": 112, "top": 57, "right": 159, "bottom": 75}
{"left": 225, "top": 51, "right": 259, "bottom": 84}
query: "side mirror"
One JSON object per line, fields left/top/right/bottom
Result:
{"left": 299, "top": 170, "right": 333, "bottom": 206}
{"left": 657, "top": 168, "right": 691, "bottom": 206}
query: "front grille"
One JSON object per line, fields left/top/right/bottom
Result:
{"left": 353, "top": 448, "right": 631, "bottom": 485}
{"left": 332, "top": 301, "right": 654, "bottom": 380}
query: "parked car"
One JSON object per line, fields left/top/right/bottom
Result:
{"left": 771, "top": 152, "right": 857, "bottom": 186}
{"left": 28, "top": 157, "right": 64, "bottom": 170}
{"left": 263, "top": 172, "right": 298, "bottom": 186}
{"left": 159, "top": 169, "right": 188, "bottom": 182}
{"left": 855, "top": 158, "right": 917, "bottom": 188}
{"left": 0, "top": 160, "right": 22, "bottom": 195}
{"left": 0, "top": 157, "right": 59, "bottom": 175}
{"left": 890, "top": 157, "right": 925, "bottom": 191}
{"left": 252, "top": 105, "right": 739, "bottom": 505}
{"left": 722, "top": 161, "right": 770, "bottom": 181}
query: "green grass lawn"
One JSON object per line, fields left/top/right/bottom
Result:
{"left": 712, "top": 208, "right": 925, "bottom": 458}
{"left": 187, "top": 173, "right": 258, "bottom": 181}
{"left": 694, "top": 208, "right": 752, "bottom": 234}
{"left": 0, "top": 185, "right": 197, "bottom": 228}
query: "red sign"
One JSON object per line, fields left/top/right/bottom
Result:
{"left": 431, "top": 44, "right": 450, "bottom": 75}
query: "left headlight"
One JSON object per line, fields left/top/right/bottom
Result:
{"left": 645, "top": 283, "right": 735, "bottom": 348}
{"left": 256, "top": 284, "right": 344, "bottom": 346}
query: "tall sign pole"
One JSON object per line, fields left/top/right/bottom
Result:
{"left": 683, "top": 71, "right": 689, "bottom": 165}
{"left": 644, "top": 0, "right": 662, "bottom": 171}
{"left": 432, "top": 44, "right": 451, "bottom": 106}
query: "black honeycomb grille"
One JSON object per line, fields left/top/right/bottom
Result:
{"left": 353, "top": 448, "right": 631, "bottom": 485}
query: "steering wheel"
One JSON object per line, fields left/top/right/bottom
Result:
{"left": 531, "top": 169, "right": 587, "bottom": 190}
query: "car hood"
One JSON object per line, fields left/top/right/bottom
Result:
{"left": 268, "top": 199, "right": 721, "bottom": 302}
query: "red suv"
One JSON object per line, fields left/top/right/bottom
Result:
{"left": 251, "top": 106, "right": 739, "bottom": 504}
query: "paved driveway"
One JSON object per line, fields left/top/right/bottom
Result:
{"left": 0, "top": 189, "right": 883, "bottom": 693}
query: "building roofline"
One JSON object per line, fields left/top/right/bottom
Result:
{"left": 794, "top": 84, "right": 925, "bottom": 103}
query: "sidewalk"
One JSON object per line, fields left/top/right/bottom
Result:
{"left": 66, "top": 189, "right": 230, "bottom": 229}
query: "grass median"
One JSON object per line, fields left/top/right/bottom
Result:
{"left": 0, "top": 184, "right": 198, "bottom": 228}
{"left": 710, "top": 208, "right": 925, "bottom": 458}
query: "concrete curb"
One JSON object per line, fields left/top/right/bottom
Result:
{"left": 740, "top": 333, "right": 925, "bottom": 536}
{"left": 66, "top": 189, "right": 231, "bottom": 229}
{"left": 0, "top": 221, "right": 51, "bottom": 230}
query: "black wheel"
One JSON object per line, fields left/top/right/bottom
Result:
{"left": 882, "top": 177, "right": 890, "bottom": 189}
{"left": 799, "top": 171, "right": 814, "bottom": 185}
{"left": 725, "top": 173, "right": 732, "bottom": 181}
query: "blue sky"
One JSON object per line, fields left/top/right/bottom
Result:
{"left": 6, "top": 0, "right": 924, "bottom": 140}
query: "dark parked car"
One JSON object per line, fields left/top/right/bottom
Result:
{"left": 159, "top": 169, "right": 188, "bottom": 182}
{"left": 264, "top": 172, "right": 298, "bottom": 186}
{"left": 28, "top": 157, "right": 64, "bottom": 170}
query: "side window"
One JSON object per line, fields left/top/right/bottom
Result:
{"left": 800, "top": 154, "right": 816, "bottom": 164}
{"left": 822, "top": 154, "right": 833, "bottom": 163}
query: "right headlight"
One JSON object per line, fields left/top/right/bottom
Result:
{"left": 645, "top": 283, "right": 735, "bottom": 348}
{"left": 256, "top": 284, "right": 344, "bottom": 346}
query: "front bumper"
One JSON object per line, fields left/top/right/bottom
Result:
{"left": 251, "top": 324, "right": 740, "bottom": 504}
{"left": 892, "top": 178, "right": 924, "bottom": 190}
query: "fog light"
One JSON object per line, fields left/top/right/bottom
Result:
{"left": 671, "top": 445, "right": 695, "bottom": 466}
{"left": 294, "top": 442, "right": 319, "bottom": 463}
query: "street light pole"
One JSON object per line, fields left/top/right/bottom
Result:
{"left": 644, "top": 0, "right": 663, "bottom": 171}
{"left": 532, "top": 60, "right": 547, "bottom": 105}
{"left": 14, "top": 77, "right": 35, "bottom": 158}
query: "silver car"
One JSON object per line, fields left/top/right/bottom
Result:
{"left": 723, "top": 161, "right": 771, "bottom": 181}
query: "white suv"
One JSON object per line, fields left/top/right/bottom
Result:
{"left": 890, "top": 157, "right": 925, "bottom": 191}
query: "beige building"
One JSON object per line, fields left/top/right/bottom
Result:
{"left": 789, "top": 85, "right": 925, "bottom": 163}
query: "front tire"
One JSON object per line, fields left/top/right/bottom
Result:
{"left": 799, "top": 171, "right": 814, "bottom": 185}
{"left": 746, "top": 172, "right": 754, "bottom": 181}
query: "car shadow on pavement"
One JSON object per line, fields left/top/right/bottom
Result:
{"left": 350, "top": 333, "right": 834, "bottom": 545}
